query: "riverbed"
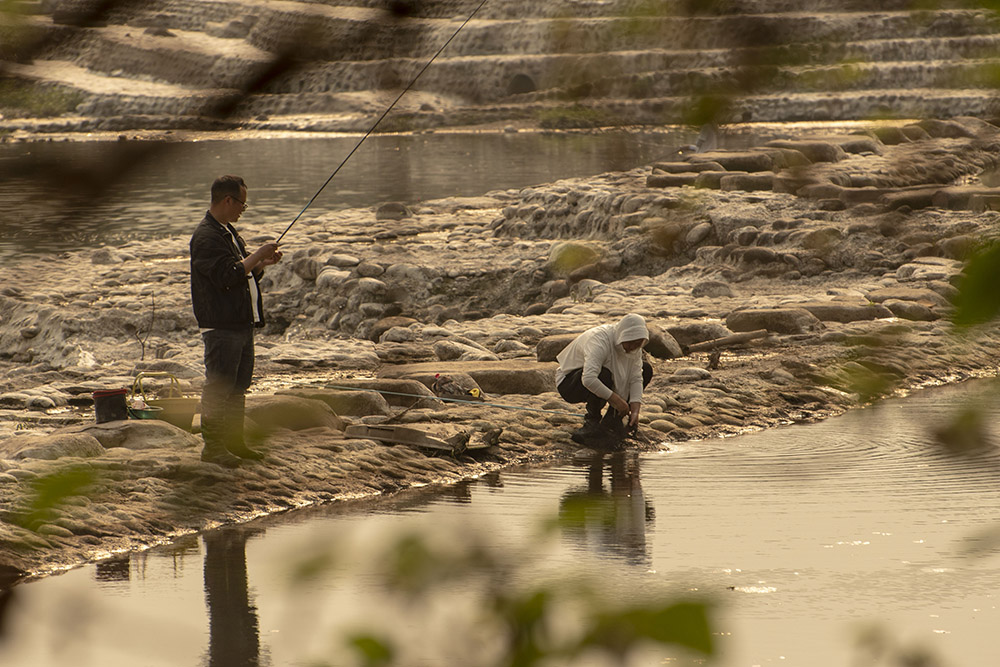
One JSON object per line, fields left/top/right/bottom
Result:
{"left": 3, "top": 379, "right": 999, "bottom": 667}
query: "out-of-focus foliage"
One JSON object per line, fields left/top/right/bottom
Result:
{"left": 931, "top": 405, "right": 994, "bottom": 453}
{"left": 7, "top": 466, "right": 99, "bottom": 532}
{"left": 286, "top": 515, "right": 714, "bottom": 667}
{"left": 852, "top": 623, "right": 945, "bottom": 667}
{"left": 816, "top": 361, "right": 899, "bottom": 406}
{"left": 349, "top": 634, "right": 395, "bottom": 667}
{"left": 951, "top": 240, "right": 1000, "bottom": 328}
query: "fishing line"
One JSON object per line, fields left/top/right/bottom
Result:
{"left": 315, "top": 384, "right": 586, "bottom": 417}
{"left": 275, "top": 0, "right": 490, "bottom": 244}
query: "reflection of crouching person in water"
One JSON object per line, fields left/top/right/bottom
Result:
{"left": 556, "top": 313, "right": 652, "bottom": 446}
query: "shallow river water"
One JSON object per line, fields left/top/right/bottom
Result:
{"left": 4, "top": 380, "right": 1000, "bottom": 666}
{"left": 0, "top": 129, "right": 701, "bottom": 259}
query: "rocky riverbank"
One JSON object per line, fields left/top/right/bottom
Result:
{"left": 3, "top": 116, "right": 1000, "bottom": 582}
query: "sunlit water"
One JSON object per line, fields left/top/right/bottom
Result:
{"left": 4, "top": 380, "right": 1000, "bottom": 666}
{"left": 0, "top": 129, "right": 705, "bottom": 259}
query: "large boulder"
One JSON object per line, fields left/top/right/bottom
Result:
{"left": 652, "top": 161, "right": 724, "bottom": 173}
{"left": 915, "top": 119, "right": 977, "bottom": 139}
{"left": 720, "top": 172, "right": 774, "bottom": 192}
{"left": 536, "top": 334, "right": 578, "bottom": 363}
{"left": 689, "top": 151, "right": 774, "bottom": 172}
{"left": 866, "top": 287, "right": 950, "bottom": 308}
{"left": 71, "top": 420, "right": 201, "bottom": 450}
{"left": 324, "top": 379, "right": 440, "bottom": 409}
{"left": 871, "top": 126, "right": 910, "bottom": 145}
{"left": 245, "top": 395, "right": 345, "bottom": 431}
{"left": 371, "top": 316, "right": 418, "bottom": 342}
{"left": 665, "top": 322, "right": 733, "bottom": 349}
{"left": 375, "top": 202, "right": 412, "bottom": 220}
{"left": 433, "top": 340, "right": 500, "bottom": 362}
{"left": 725, "top": 308, "right": 824, "bottom": 334}
{"left": 380, "top": 360, "right": 557, "bottom": 395}
{"left": 546, "top": 242, "right": 604, "bottom": 276}
{"left": 787, "top": 301, "right": 892, "bottom": 323}
{"left": 0, "top": 432, "right": 105, "bottom": 460}
{"left": 646, "top": 173, "right": 699, "bottom": 188}
{"left": 692, "top": 280, "right": 735, "bottom": 298}
{"left": 645, "top": 324, "right": 683, "bottom": 359}
{"left": 764, "top": 140, "right": 846, "bottom": 163}
{"left": 882, "top": 299, "right": 940, "bottom": 321}
{"left": 694, "top": 170, "right": 740, "bottom": 189}
{"left": 879, "top": 188, "right": 942, "bottom": 211}
{"left": 276, "top": 389, "right": 392, "bottom": 417}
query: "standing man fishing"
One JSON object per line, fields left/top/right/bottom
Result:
{"left": 190, "top": 175, "right": 282, "bottom": 467}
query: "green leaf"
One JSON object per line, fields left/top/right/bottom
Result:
{"left": 952, "top": 241, "right": 1000, "bottom": 328}
{"left": 584, "top": 601, "right": 714, "bottom": 657}
{"left": 15, "top": 466, "right": 98, "bottom": 530}
{"left": 348, "top": 634, "right": 394, "bottom": 667}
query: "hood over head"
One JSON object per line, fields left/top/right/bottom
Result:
{"left": 614, "top": 313, "right": 649, "bottom": 346}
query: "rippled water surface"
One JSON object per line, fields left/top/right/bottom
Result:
{"left": 0, "top": 130, "right": 698, "bottom": 259}
{"left": 5, "top": 380, "right": 1000, "bottom": 666}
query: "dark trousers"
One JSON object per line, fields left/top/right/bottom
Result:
{"left": 558, "top": 362, "right": 653, "bottom": 420}
{"left": 201, "top": 327, "right": 254, "bottom": 452}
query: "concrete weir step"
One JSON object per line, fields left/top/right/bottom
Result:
{"left": 8, "top": 1, "right": 1000, "bottom": 128}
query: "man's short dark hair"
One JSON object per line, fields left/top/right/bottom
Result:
{"left": 211, "top": 175, "right": 247, "bottom": 204}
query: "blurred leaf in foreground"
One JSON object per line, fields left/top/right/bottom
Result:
{"left": 951, "top": 240, "right": 1000, "bottom": 328}
{"left": 348, "top": 634, "right": 395, "bottom": 667}
{"left": 11, "top": 466, "right": 98, "bottom": 531}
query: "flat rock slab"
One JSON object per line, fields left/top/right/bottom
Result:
{"left": 652, "top": 161, "right": 724, "bottom": 173}
{"left": 690, "top": 151, "right": 775, "bottom": 172}
{"left": 786, "top": 301, "right": 893, "bottom": 323}
{"left": 646, "top": 173, "right": 699, "bottom": 188}
{"left": 344, "top": 423, "right": 482, "bottom": 454}
{"left": 379, "top": 361, "right": 558, "bottom": 395}
{"left": 866, "top": 287, "right": 951, "bottom": 308}
{"left": 726, "top": 308, "right": 824, "bottom": 334}
{"left": 764, "top": 139, "right": 847, "bottom": 162}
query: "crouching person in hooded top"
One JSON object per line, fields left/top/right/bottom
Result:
{"left": 555, "top": 313, "right": 652, "bottom": 447}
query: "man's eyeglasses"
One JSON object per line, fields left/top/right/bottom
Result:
{"left": 229, "top": 195, "right": 249, "bottom": 212}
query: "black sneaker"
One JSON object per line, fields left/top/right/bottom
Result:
{"left": 571, "top": 418, "right": 603, "bottom": 445}
{"left": 600, "top": 411, "right": 626, "bottom": 438}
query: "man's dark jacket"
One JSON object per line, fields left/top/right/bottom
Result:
{"left": 190, "top": 212, "right": 265, "bottom": 329}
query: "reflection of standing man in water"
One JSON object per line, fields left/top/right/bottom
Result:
{"left": 559, "top": 453, "right": 654, "bottom": 566}
{"left": 203, "top": 527, "right": 261, "bottom": 667}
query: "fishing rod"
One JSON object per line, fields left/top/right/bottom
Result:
{"left": 318, "top": 384, "right": 587, "bottom": 418}
{"left": 275, "top": 0, "right": 490, "bottom": 244}
{"left": 317, "top": 384, "right": 654, "bottom": 444}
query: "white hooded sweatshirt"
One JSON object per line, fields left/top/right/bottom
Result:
{"left": 555, "top": 313, "right": 649, "bottom": 403}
